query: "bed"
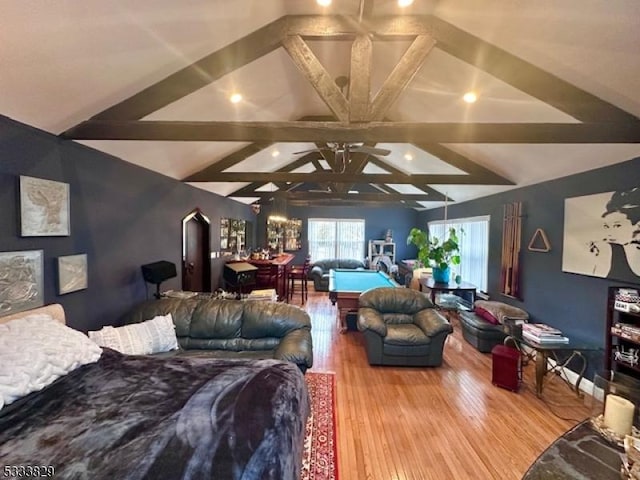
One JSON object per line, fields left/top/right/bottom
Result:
{"left": 0, "top": 304, "right": 310, "bottom": 480}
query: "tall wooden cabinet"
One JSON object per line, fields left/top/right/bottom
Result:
{"left": 606, "top": 285, "right": 640, "bottom": 380}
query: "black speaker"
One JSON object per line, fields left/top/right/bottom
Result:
{"left": 141, "top": 261, "right": 177, "bottom": 284}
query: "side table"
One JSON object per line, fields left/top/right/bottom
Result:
{"left": 505, "top": 334, "right": 601, "bottom": 397}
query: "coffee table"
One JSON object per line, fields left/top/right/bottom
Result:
{"left": 419, "top": 277, "right": 477, "bottom": 310}
{"left": 523, "top": 420, "right": 623, "bottom": 479}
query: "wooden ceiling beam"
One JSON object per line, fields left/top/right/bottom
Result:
{"left": 411, "top": 142, "right": 512, "bottom": 185}
{"left": 368, "top": 34, "right": 436, "bottom": 121}
{"left": 282, "top": 35, "right": 350, "bottom": 122}
{"left": 181, "top": 142, "right": 274, "bottom": 181}
{"left": 85, "top": 18, "right": 287, "bottom": 122}
{"left": 349, "top": 35, "right": 372, "bottom": 122}
{"left": 225, "top": 155, "right": 314, "bottom": 196}
{"left": 422, "top": 15, "right": 638, "bottom": 123}
{"left": 63, "top": 120, "right": 640, "bottom": 143}
{"left": 189, "top": 171, "right": 513, "bottom": 184}
{"left": 234, "top": 191, "right": 431, "bottom": 201}
{"left": 370, "top": 183, "right": 423, "bottom": 209}
{"left": 366, "top": 156, "right": 449, "bottom": 201}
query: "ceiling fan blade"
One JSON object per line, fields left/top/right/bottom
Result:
{"left": 351, "top": 146, "right": 391, "bottom": 156}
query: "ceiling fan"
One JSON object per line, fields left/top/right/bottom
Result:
{"left": 293, "top": 143, "right": 391, "bottom": 157}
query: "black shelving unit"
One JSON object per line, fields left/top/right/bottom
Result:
{"left": 606, "top": 285, "right": 640, "bottom": 380}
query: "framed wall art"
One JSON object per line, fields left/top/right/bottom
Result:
{"left": 58, "top": 254, "right": 88, "bottom": 295}
{"left": 562, "top": 187, "right": 640, "bottom": 283}
{"left": 0, "top": 249, "right": 44, "bottom": 317}
{"left": 20, "top": 175, "right": 70, "bottom": 236}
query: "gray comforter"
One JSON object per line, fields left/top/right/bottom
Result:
{"left": 0, "top": 348, "right": 310, "bottom": 480}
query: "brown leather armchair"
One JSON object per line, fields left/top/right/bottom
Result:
{"left": 357, "top": 288, "right": 453, "bottom": 367}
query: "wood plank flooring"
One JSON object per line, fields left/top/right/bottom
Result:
{"left": 292, "top": 290, "right": 591, "bottom": 480}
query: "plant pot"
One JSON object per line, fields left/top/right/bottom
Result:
{"left": 432, "top": 266, "right": 450, "bottom": 283}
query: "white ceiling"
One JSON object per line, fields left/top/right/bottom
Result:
{"left": 2, "top": 0, "right": 639, "bottom": 209}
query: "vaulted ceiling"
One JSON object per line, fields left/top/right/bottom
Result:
{"left": 3, "top": 0, "right": 640, "bottom": 209}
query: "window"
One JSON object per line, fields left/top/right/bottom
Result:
{"left": 428, "top": 216, "right": 489, "bottom": 292}
{"left": 308, "top": 219, "right": 365, "bottom": 261}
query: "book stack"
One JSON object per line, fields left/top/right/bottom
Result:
{"left": 612, "top": 323, "right": 640, "bottom": 343}
{"left": 522, "top": 323, "right": 569, "bottom": 344}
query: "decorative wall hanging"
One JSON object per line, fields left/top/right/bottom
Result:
{"left": 0, "top": 249, "right": 44, "bottom": 317}
{"left": 528, "top": 228, "right": 551, "bottom": 252}
{"left": 562, "top": 188, "right": 640, "bottom": 283}
{"left": 58, "top": 254, "right": 88, "bottom": 295}
{"left": 19, "top": 175, "right": 70, "bottom": 236}
{"left": 500, "top": 201, "right": 523, "bottom": 299}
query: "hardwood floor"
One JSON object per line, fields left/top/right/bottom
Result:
{"left": 292, "top": 290, "right": 591, "bottom": 480}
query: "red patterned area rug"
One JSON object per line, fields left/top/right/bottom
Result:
{"left": 301, "top": 371, "right": 338, "bottom": 480}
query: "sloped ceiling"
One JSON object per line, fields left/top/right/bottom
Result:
{"left": 2, "top": 0, "right": 640, "bottom": 209}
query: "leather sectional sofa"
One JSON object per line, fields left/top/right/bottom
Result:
{"left": 308, "top": 258, "right": 366, "bottom": 291}
{"left": 122, "top": 297, "right": 313, "bottom": 372}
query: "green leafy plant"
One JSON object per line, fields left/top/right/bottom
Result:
{"left": 406, "top": 227, "right": 461, "bottom": 270}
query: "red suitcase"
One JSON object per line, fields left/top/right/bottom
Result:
{"left": 491, "top": 344, "right": 521, "bottom": 392}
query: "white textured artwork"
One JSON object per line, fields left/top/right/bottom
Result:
{"left": 0, "top": 250, "right": 44, "bottom": 317}
{"left": 20, "top": 175, "right": 70, "bottom": 236}
{"left": 563, "top": 188, "right": 640, "bottom": 283}
{"left": 58, "top": 254, "right": 88, "bottom": 295}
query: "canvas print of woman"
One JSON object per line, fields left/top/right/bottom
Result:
{"left": 563, "top": 187, "right": 640, "bottom": 282}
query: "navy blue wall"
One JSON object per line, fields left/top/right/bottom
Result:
{"left": 0, "top": 115, "right": 253, "bottom": 331}
{"left": 419, "top": 156, "right": 640, "bottom": 377}
{"left": 256, "top": 204, "right": 420, "bottom": 264}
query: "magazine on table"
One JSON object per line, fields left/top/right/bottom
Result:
{"left": 522, "top": 322, "right": 563, "bottom": 337}
{"left": 523, "top": 330, "right": 570, "bottom": 344}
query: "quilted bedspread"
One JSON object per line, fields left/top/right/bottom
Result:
{"left": 0, "top": 348, "right": 310, "bottom": 480}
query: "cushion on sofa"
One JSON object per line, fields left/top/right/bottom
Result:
{"left": 474, "top": 305, "right": 500, "bottom": 325}
{"left": 89, "top": 314, "right": 178, "bottom": 355}
{"left": 474, "top": 300, "right": 529, "bottom": 324}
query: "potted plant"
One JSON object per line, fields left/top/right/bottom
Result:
{"left": 406, "top": 227, "right": 461, "bottom": 283}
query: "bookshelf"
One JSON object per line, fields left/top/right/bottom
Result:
{"left": 606, "top": 285, "right": 640, "bottom": 379}
{"left": 367, "top": 240, "right": 396, "bottom": 269}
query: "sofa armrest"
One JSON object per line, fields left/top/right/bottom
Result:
{"left": 309, "top": 265, "right": 324, "bottom": 280}
{"left": 357, "top": 307, "right": 387, "bottom": 336}
{"left": 414, "top": 309, "right": 453, "bottom": 338}
{"left": 274, "top": 328, "right": 313, "bottom": 371}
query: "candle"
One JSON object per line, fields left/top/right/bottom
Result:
{"left": 603, "top": 394, "right": 635, "bottom": 436}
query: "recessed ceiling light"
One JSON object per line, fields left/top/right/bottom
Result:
{"left": 317, "top": 0, "right": 331, "bottom": 6}
{"left": 398, "top": 0, "right": 414, "bottom": 7}
{"left": 463, "top": 91, "right": 477, "bottom": 103}
{"left": 404, "top": 153, "right": 413, "bottom": 161}
{"left": 271, "top": 150, "right": 280, "bottom": 157}
{"left": 230, "top": 93, "right": 243, "bottom": 104}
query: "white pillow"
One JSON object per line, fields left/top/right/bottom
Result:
{"left": 88, "top": 314, "right": 178, "bottom": 355}
{"left": 0, "top": 314, "right": 103, "bottom": 410}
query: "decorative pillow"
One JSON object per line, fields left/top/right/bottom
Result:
{"left": 88, "top": 314, "right": 178, "bottom": 355}
{"left": 474, "top": 300, "right": 529, "bottom": 325}
{"left": 474, "top": 305, "right": 500, "bottom": 325}
{"left": 0, "top": 314, "right": 103, "bottom": 410}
